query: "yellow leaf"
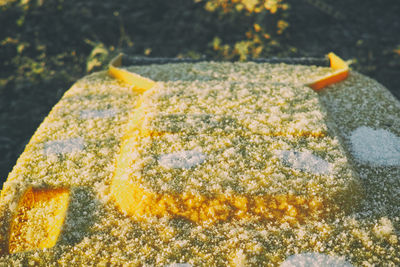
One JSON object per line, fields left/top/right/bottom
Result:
{"left": 144, "top": 48, "right": 152, "bottom": 56}
{"left": 253, "top": 23, "right": 261, "bottom": 32}
{"left": 242, "top": 0, "right": 258, "bottom": 12}
{"left": 213, "top": 37, "right": 222, "bottom": 50}
{"left": 264, "top": 0, "right": 278, "bottom": 13}
{"left": 246, "top": 31, "right": 253, "bottom": 39}
{"left": 277, "top": 20, "right": 289, "bottom": 34}
{"left": 235, "top": 3, "right": 244, "bottom": 11}
{"left": 253, "top": 46, "right": 263, "bottom": 57}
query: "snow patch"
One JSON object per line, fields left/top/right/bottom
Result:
{"left": 159, "top": 150, "right": 206, "bottom": 169}
{"left": 349, "top": 126, "right": 400, "bottom": 166}
{"left": 280, "top": 253, "right": 353, "bottom": 267}
{"left": 277, "top": 150, "right": 332, "bottom": 175}
{"left": 44, "top": 138, "right": 85, "bottom": 155}
{"left": 80, "top": 109, "right": 118, "bottom": 119}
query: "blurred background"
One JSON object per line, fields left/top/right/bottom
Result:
{"left": 1, "top": 0, "right": 399, "bottom": 186}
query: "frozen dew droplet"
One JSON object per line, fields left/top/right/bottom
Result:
{"left": 158, "top": 150, "right": 207, "bottom": 169}
{"left": 280, "top": 253, "right": 354, "bottom": 267}
{"left": 44, "top": 138, "right": 85, "bottom": 155}
{"left": 277, "top": 150, "right": 332, "bottom": 175}
{"left": 349, "top": 126, "right": 400, "bottom": 166}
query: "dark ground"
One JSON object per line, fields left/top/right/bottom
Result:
{"left": 1, "top": 0, "right": 399, "bottom": 188}
{"left": 288, "top": 0, "right": 400, "bottom": 99}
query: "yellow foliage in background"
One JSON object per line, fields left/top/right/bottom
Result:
{"left": 203, "top": 0, "right": 288, "bottom": 13}
{"left": 200, "top": 0, "right": 290, "bottom": 60}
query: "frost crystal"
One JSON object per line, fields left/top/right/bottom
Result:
{"left": 281, "top": 253, "right": 354, "bottom": 267}
{"left": 44, "top": 138, "right": 85, "bottom": 155}
{"left": 158, "top": 150, "right": 206, "bottom": 169}
{"left": 277, "top": 150, "right": 332, "bottom": 175}
{"left": 349, "top": 126, "right": 400, "bottom": 166}
{"left": 80, "top": 109, "right": 117, "bottom": 119}
{"left": 165, "top": 264, "right": 192, "bottom": 267}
